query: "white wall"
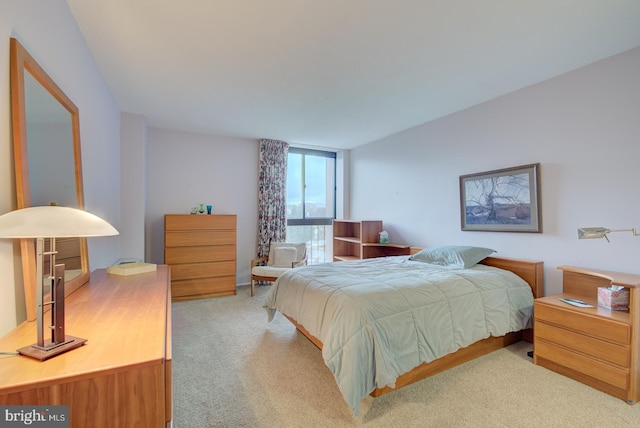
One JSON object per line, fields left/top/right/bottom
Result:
{"left": 350, "top": 47, "right": 640, "bottom": 296}
{"left": 0, "top": 0, "right": 121, "bottom": 336}
{"left": 120, "top": 112, "right": 147, "bottom": 261}
{"left": 145, "top": 128, "right": 259, "bottom": 286}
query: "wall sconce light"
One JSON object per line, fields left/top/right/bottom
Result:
{"left": 0, "top": 206, "right": 118, "bottom": 360}
{"left": 577, "top": 227, "right": 638, "bottom": 243}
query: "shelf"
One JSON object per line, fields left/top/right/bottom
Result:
{"left": 361, "top": 243, "right": 410, "bottom": 248}
{"left": 333, "top": 255, "right": 360, "bottom": 262}
{"left": 332, "top": 220, "right": 409, "bottom": 261}
{"left": 363, "top": 244, "right": 410, "bottom": 259}
{"left": 536, "top": 293, "right": 630, "bottom": 322}
{"left": 335, "top": 236, "right": 362, "bottom": 244}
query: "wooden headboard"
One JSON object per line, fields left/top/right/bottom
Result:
{"left": 409, "top": 247, "right": 544, "bottom": 298}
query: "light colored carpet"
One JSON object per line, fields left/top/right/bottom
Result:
{"left": 172, "top": 284, "right": 640, "bottom": 427}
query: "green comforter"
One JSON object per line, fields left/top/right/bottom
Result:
{"left": 263, "top": 256, "right": 534, "bottom": 416}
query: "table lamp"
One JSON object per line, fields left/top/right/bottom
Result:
{"left": 578, "top": 227, "right": 638, "bottom": 243}
{"left": 0, "top": 205, "right": 118, "bottom": 360}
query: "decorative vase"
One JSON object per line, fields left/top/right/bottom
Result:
{"left": 198, "top": 204, "right": 205, "bottom": 214}
{"left": 206, "top": 205, "right": 212, "bottom": 215}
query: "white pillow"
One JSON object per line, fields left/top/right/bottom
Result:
{"left": 269, "top": 246, "right": 298, "bottom": 267}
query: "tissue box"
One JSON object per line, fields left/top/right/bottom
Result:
{"left": 597, "top": 286, "right": 630, "bottom": 311}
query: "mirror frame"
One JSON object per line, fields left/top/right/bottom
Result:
{"left": 10, "top": 38, "right": 89, "bottom": 321}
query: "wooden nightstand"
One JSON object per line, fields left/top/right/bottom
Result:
{"left": 533, "top": 266, "right": 640, "bottom": 404}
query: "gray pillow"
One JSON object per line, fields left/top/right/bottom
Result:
{"left": 409, "top": 245, "right": 495, "bottom": 269}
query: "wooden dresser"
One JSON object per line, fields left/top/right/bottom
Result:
{"left": 164, "top": 214, "right": 237, "bottom": 301}
{"left": 0, "top": 266, "right": 173, "bottom": 427}
{"left": 534, "top": 265, "right": 640, "bottom": 404}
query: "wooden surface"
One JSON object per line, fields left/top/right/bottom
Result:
{"left": 361, "top": 243, "right": 411, "bottom": 258}
{"left": 164, "top": 214, "right": 237, "bottom": 300}
{"left": 0, "top": 265, "right": 172, "bottom": 427}
{"left": 534, "top": 265, "right": 640, "bottom": 405}
{"left": 333, "top": 220, "right": 411, "bottom": 261}
{"left": 481, "top": 256, "right": 544, "bottom": 299}
{"left": 284, "top": 255, "right": 543, "bottom": 397}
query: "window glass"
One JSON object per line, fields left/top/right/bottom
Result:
{"left": 286, "top": 148, "right": 336, "bottom": 264}
{"left": 304, "top": 155, "right": 335, "bottom": 218}
{"left": 286, "top": 148, "right": 336, "bottom": 223}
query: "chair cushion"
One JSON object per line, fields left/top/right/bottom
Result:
{"left": 251, "top": 265, "right": 291, "bottom": 278}
{"left": 269, "top": 246, "right": 297, "bottom": 267}
{"left": 268, "top": 242, "right": 307, "bottom": 263}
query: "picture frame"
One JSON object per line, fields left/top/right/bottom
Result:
{"left": 460, "top": 163, "right": 541, "bottom": 232}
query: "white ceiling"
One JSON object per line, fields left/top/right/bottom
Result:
{"left": 66, "top": 0, "right": 640, "bottom": 150}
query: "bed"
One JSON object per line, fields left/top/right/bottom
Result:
{"left": 263, "top": 246, "right": 543, "bottom": 416}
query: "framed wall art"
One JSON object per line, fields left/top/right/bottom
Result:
{"left": 459, "top": 163, "right": 541, "bottom": 232}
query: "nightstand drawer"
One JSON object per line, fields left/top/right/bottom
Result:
{"left": 535, "top": 303, "right": 630, "bottom": 345}
{"left": 535, "top": 320, "right": 629, "bottom": 367}
{"left": 536, "top": 340, "right": 629, "bottom": 390}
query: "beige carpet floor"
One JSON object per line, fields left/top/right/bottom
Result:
{"left": 171, "top": 284, "right": 640, "bottom": 427}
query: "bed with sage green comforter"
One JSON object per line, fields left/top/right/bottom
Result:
{"left": 263, "top": 255, "right": 534, "bottom": 416}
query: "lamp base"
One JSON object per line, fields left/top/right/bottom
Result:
{"left": 17, "top": 335, "right": 87, "bottom": 361}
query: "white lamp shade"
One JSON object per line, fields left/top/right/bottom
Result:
{"left": 0, "top": 206, "right": 118, "bottom": 238}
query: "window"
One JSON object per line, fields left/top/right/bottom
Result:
{"left": 286, "top": 148, "right": 336, "bottom": 264}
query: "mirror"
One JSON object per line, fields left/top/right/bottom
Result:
{"left": 10, "top": 38, "right": 89, "bottom": 321}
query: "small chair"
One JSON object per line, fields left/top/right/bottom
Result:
{"left": 250, "top": 242, "right": 307, "bottom": 296}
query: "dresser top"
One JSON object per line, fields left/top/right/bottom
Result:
{"left": 0, "top": 266, "right": 171, "bottom": 393}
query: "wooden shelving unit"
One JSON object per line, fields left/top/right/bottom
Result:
{"left": 332, "top": 220, "right": 409, "bottom": 261}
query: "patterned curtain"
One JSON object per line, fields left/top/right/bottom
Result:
{"left": 257, "top": 139, "right": 289, "bottom": 258}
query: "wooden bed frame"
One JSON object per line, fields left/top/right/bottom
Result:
{"left": 283, "top": 252, "right": 544, "bottom": 397}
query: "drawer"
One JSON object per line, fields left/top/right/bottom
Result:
{"left": 170, "top": 261, "right": 236, "bottom": 280}
{"left": 535, "top": 340, "right": 629, "bottom": 390}
{"left": 165, "top": 245, "right": 235, "bottom": 264}
{"left": 165, "top": 215, "right": 236, "bottom": 231}
{"left": 171, "top": 276, "right": 236, "bottom": 298}
{"left": 165, "top": 230, "right": 236, "bottom": 247}
{"left": 535, "top": 320, "right": 629, "bottom": 367}
{"left": 535, "top": 302, "right": 630, "bottom": 345}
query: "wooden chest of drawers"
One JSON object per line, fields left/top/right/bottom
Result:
{"left": 534, "top": 266, "right": 640, "bottom": 404}
{"left": 164, "top": 214, "right": 237, "bottom": 300}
